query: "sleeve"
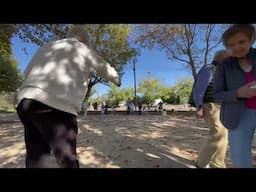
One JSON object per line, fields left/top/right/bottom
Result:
{"left": 193, "top": 66, "right": 212, "bottom": 107}
{"left": 86, "top": 48, "right": 120, "bottom": 85}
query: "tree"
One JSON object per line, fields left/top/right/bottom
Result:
{"left": 0, "top": 24, "right": 70, "bottom": 55}
{"left": 79, "top": 24, "right": 138, "bottom": 102}
{"left": 0, "top": 55, "right": 22, "bottom": 93}
{"left": 171, "top": 78, "right": 193, "bottom": 104}
{"left": 119, "top": 87, "right": 135, "bottom": 102}
{"left": 83, "top": 87, "right": 96, "bottom": 107}
{"left": 134, "top": 24, "right": 229, "bottom": 80}
{"left": 0, "top": 24, "right": 17, "bottom": 55}
{"left": 88, "top": 87, "right": 96, "bottom": 98}
{"left": 137, "top": 78, "right": 168, "bottom": 104}
{"left": 0, "top": 24, "right": 138, "bottom": 102}
{"left": 107, "top": 86, "right": 134, "bottom": 105}
{"left": 0, "top": 92, "right": 16, "bottom": 111}
{"left": 107, "top": 84, "right": 121, "bottom": 105}
{"left": 158, "top": 86, "right": 172, "bottom": 103}
{"left": 164, "top": 92, "right": 178, "bottom": 104}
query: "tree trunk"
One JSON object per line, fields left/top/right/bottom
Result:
{"left": 83, "top": 82, "right": 94, "bottom": 103}
{"left": 191, "top": 64, "right": 197, "bottom": 80}
{"left": 83, "top": 77, "right": 100, "bottom": 103}
{"left": 187, "top": 49, "right": 197, "bottom": 81}
{"left": 83, "top": 82, "right": 93, "bottom": 102}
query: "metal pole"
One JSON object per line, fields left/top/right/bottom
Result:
{"left": 133, "top": 62, "right": 137, "bottom": 112}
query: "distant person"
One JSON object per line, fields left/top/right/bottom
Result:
{"left": 104, "top": 102, "right": 109, "bottom": 115}
{"left": 101, "top": 101, "right": 105, "bottom": 115}
{"left": 82, "top": 101, "right": 88, "bottom": 118}
{"left": 126, "top": 99, "right": 131, "bottom": 114}
{"left": 138, "top": 102, "right": 143, "bottom": 115}
{"left": 93, "top": 102, "right": 98, "bottom": 111}
{"left": 158, "top": 101, "right": 163, "bottom": 112}
{"left": 130, "top": 102, "right": 134, "bottom": 114}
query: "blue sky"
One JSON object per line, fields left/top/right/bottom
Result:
{"left": 11, "top": 33, "right": 221, "bottom": 97}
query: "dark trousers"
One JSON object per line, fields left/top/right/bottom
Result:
{"left": 16, "top": 99, "right": 79, "bottom": 168}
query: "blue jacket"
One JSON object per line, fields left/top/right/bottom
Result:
{"left": 213, "top": 48, "right": 256, "bottom": 129}
{"left": 193, "top": 64, "right": 215, "bottom": 107}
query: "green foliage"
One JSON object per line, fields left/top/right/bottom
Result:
{"left": 82, "top": 24, "right": 138, "bottom": 79}
{"left": 107, "top": 85, "right": 134, "bottom": 105}
{"left": 0, "top": 24, "right": 69, "bottom": 55}
{"left": 72, "top": 24, "right": 139, "bottom": 101}
{"left": 0, "top": 24, "right": 17, "bottom": 55}
{"left": 136, "top": 77, "right": 193, "bottom": 104}
{"left": 0, "top": 92, "right": 16, "bottom": 111}
{"left": 171, "top": 78, "right": 193, "bottom": 104}
{"left": 137, "top": 78, "right": 168, "bottom": 104}
{"left": 0, "top": 55, "right": 22, "bottom": 93}
{"left": 101, "top": 77, "right": 193, "bottom": 105}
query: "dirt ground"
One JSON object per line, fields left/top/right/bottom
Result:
{"left": 1, "top": 112, "right": 256, "bottom": 168}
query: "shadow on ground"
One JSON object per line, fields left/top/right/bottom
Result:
{"left": 2, "top": 113, "right": 255, "bottom": 168}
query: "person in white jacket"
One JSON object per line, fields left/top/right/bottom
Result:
{"left": 15, "top": 26, "right": 121, "bottom": 168}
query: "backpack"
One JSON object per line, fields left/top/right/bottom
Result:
{"left": 188, "top": 64, "right": 215, "bottom": 107}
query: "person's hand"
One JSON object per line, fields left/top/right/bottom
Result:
{"left": 113, "top": 76, "right": 121, "bottom": 87}
{"left": 108, "top": 65, "right": 121, "bottom": 87}
{"left": 237, "top": 81, "right": 256, "bottom": 98}
{"left": 196, "top": 107, "right": 204, "bottom": 118}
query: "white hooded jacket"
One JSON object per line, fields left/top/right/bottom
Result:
{"left": 16, "top": 38, "right": 119, "bottom": 116}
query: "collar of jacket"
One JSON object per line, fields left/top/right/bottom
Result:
{"left": 230, "top": 48, "right": 256, "bottom": 71}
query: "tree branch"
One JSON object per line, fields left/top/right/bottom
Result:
{"left": 208, "top": 38, "right": 222, "bottom": 52}
{"left": 163, "top": 44, "right": 189, "bottom": 64}
{"left": 203, "top": 24, "right": 211, "bottom": 65}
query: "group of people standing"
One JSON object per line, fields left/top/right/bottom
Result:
{"left": 15, "top": 24, "right": 256, "bottom": 168}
